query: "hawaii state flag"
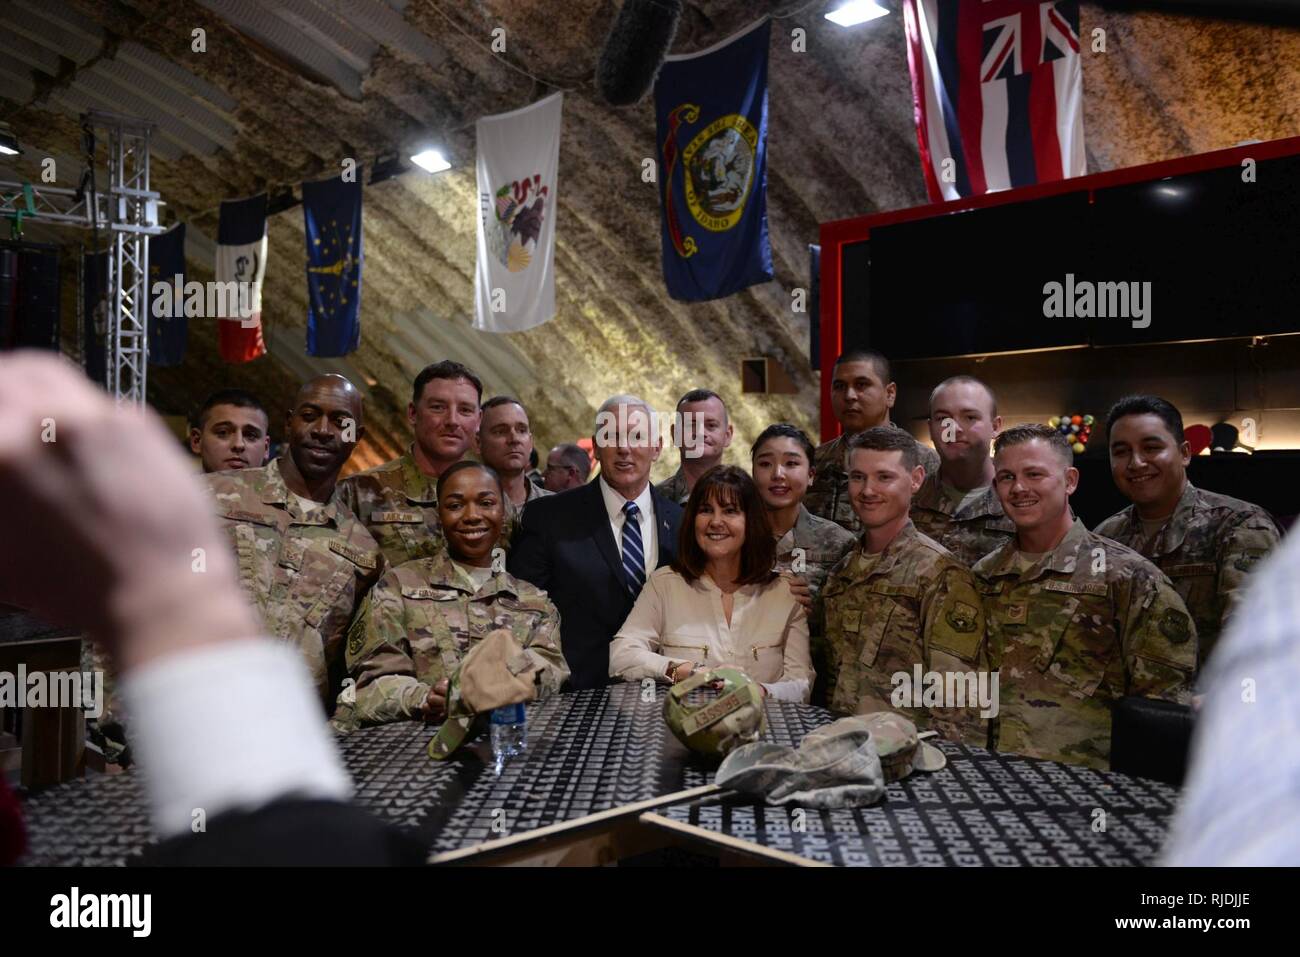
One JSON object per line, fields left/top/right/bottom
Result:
{"left": 215, "top": 193, "right": 268, "bottom": 362}
{"left": 903, "top": 0, "right": 1085, "bottom": 202}
{"left": 303, "top": 175, "right": 362, "bottom": 356}
{"left": 147, "top": 223, "right": 187, "bottom": 366}
{"left": 654, "top": 18, "right": 773, "bottom": 303}
{"left": 473, "top": 92, "right": 563, "bottom": 333}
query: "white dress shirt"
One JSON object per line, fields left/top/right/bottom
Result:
{"left": 599, "top": 475, "right": 659, "bottom": 572}
{"left": 610, "top": 566, "right": 813, "bottom": 702}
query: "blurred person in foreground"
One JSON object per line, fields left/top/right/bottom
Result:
{"left": 0, "top": 351, "right": 418, "bottom": 864}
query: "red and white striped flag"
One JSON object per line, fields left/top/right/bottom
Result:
{"left": 903, "top": 0, "right": 1085, "bottom": 202}
{"left": 215, "top": 193, "right": 268, "bottom": 363}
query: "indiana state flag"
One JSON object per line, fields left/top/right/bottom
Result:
{"left": 655, "top": 18, "right": 773, "bottom": 302}
{"left": 303, "top": 175, "right": 363, "bottom": 357}
{"left": 147, "top": 223, "right": 187, "bottom": 366}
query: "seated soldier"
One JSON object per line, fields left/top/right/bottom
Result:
{"left": 341, "top": 461, "right": 568, "bottom": 727}
{"left": 1095, "top": 395, "right": 1281, "bottom": 667}
{"left": 975, "top": 424, "right": 1198, "bottom": 771}
{"left": 820, "top": 428, "right": 989, "bottom": 744}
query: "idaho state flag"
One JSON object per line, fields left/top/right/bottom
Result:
{"left": 655, "top": 18, "right": 773, "bottom": 302}
{"left": 215, "top": 194, "right": 268, "bottom": 363}
{"left": 303, "top": 175, "right": 362, "bottom": 357}
{"left": 147, "top": 223, "right": 187, "bottom": 366}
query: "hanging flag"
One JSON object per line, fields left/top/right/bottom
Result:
{"left": 303, "top": 175, "right": 363, "bottom": 356}
{"left": 473, "top": 92, "right": 562, "bottom": 333}
{"left": 903, "top": 0, "right": 1085, "bottom": 202}
{"left": 215, "top": 193, "right": 268, "bottom": 363}
{"left": 147, "top": 223, "right": 188, "bottom": 366}
{"left": 654, "top": 18, "right": 773, "bottom": 303}
{"left": 82, "top": 249, "right": 108, "bottom": 386}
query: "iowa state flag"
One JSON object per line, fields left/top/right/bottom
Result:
{"left": 655, "top": 18, "right": 773, "bottom": 302}
{"left": 303, "top": 175, "right": 362, "bottom": 356}
{"left": 903, "top": 0, "right": 1085, "bottom": 202}
{"left": 147, "top": 223, "right": 187, "bottom": 366}
{"left": 215, "top": 193, "right": 268, "bottom": 363}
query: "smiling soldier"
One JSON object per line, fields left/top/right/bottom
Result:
{"left": 975, "top": 424, "right": 1198, "bottom": 770}
{"left": 206, "top": 374, "right": 382, "bottom": 712}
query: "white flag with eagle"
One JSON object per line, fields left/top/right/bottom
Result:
{"left": 473, "top": 92, "right": 562, "bottom": 333}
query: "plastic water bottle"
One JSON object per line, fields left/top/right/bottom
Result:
{"left": 490, "top": 703, "right": 526, "bottom": 774}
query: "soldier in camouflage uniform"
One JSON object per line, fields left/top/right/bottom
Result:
{"left": 338, "top": 360, "right": 483, "bottom": 567}
{"left": 910, "top": 376, "right": 1016, "bottom": 567}
{"left": 820, "top": 428, "right": 989, "bottom": 746}
{"left": 340, "top": 462, "right": 568, "bottom": 728}
{"left": 751, "top": 424, "right": 855, "bottom": 611}
{"left": 1095, "top": 396, "right": 1281, "bottom": 666}
{"left": 654, "top": 389, "right": 733, "bottom": 505}
{"left": 976, "top": 424, "right": 1198, "bottom": 771}
{"left": 479, "top": 395, "right": 553, "bottom": 548}
{"left": 207, "top": 375, "right": 382, "bottom": 710}
{"left": 805, "top": 351, "right": 939, "bottom": 535}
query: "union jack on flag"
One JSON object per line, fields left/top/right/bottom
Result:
{"left": 903, "top": 0, "right": 1086, "bottom": 202}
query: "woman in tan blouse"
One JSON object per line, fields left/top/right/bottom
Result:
{"left": 609, "top": 465, "right": 812, "bottom": 702}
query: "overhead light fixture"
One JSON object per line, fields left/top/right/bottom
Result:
{"left": 0, "top": 129, "right": 20, "bottom": 156}
{"left": 410, "top": 149, "right": 451, "bottom": 174}
{"left": 825, "top": 0, "right": 890, "bottom": 27}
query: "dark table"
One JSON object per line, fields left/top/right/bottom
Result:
{"left": 17, "top": 683, "right": 1177, "bottom": 866}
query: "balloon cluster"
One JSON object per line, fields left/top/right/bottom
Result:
{"left": 1048, "top": 413, "right": 1094, "bottom": 454}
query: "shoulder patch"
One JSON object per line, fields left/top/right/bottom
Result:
{"left": 945, "top": 601, "right": 979, "bottom": 634}
{"left": 1158, "top": 607, "right": 1192, "bottom": 644}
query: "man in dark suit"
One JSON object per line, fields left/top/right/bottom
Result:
{"left": 510, "top": 395, "right": 684, "bottom": 690}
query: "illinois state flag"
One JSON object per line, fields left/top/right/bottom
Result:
{"left": 215, "top": 193, "right": 268, "bottom": 362}
{"left": 147, "top": 222, "right": 187, "bottom": 366}
{"left": 903, "top": 0, "right": 1085, "bottom": 202}
{"left": 474, "top": 92, "right": 562, "bottom": 333}
{"left": 655, "top": 18, "right": 773, "bottom": 303}
{"left": 303, "top": 175, "right": 362, "bottom": 356}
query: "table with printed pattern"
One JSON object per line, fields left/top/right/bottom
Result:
{"left": 17, "top": 682, "right": 1177, "bottom": 866}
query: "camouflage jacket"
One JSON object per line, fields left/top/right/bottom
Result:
{"left": 910, "top": 470, "right": 1016, "bottom": 568}
{"left": 1094, "top": 482, "right": 1281, "bottom": 665}
{"left": 341, "top": 550, "right": 568, "bottom": 727}
{"left": 337, "top": 445, "right": 443, "bottom": 568}
{"left": 207, "top": 458, "right": 383, "bottom": 707}
{"left": 805, "top": 426, "right": 941, "bottom": 536}
{"left": 973, "top": 519, "right": 1198, "bottom": 771}
{"left": 503, "top": 478, "right": 554, "bottom": 548}
{"left": 773, "top": 505, "right": 857, "bottom": 611}
{"left": 653, "top": 467, "right": 691, "bottom": 505}
{"left": 820, "top": 521, "right": 989, "bottom": 745}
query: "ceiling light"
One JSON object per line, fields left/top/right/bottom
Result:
{"left": 0, "top": 130, "right": 20, "bottom": 156}
{"left": 825, "top": 1, "right": 890, "bottom": 27}
{"left": 410, "top": 149, "right": 450, "bottom": 174}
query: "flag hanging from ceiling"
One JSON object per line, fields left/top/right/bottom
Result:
{"left": 473, "top": 92, "right": 563, "bottom": 333}
{"left": 215, "top": 193, "right": 268, "bottom": 363}
{"left": 147, "top": 222, "right": 188, "bottom": 366}
{"left": 903, "top": 0, "right": 1085, "bottom": 202}
{"left": 654, "top": 18, "right": 773, "bottom": 303}
{"left": 303, "top": 175, "right": 362, "bottom": 357}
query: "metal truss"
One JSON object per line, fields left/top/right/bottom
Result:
{"left": 0, "top": 110, "right": 165, "bottom": 405}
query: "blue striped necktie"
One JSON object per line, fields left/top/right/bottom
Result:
{"left": 621, "top": 500, "right": 646, "bottom": 595}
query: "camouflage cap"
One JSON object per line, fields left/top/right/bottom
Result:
{"left": 663, "top": 667, "right": 767, "bottom": 760}
{"left": 859, "top": 711, "right": 947, "bottom": 782}
{"left": 716, "top": 716, "right": 885, "bottom": 808}
{"left": 428, "top": 629, "right": 542, "bottom": 760}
